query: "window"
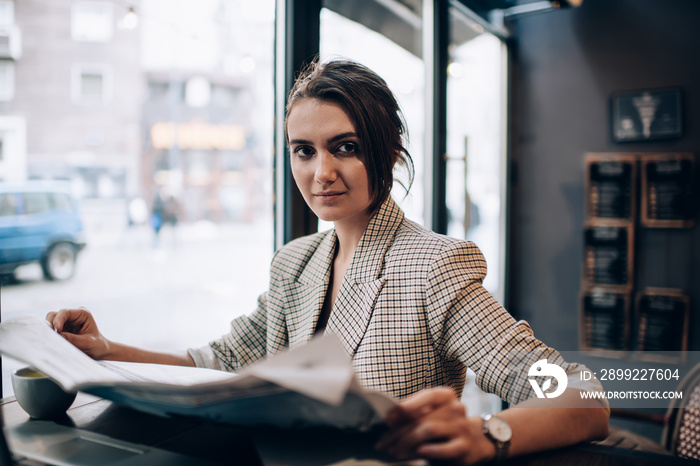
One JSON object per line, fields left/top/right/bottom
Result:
{"left": 21, "top": 192, "right": 51, "bottom": 215}
{"left": 211, "top": 85, "right": 238, "bottom": 108}
{"left": 2, "top": 0, "right": 276, "bottom": 397}
{"left": 0, "top": 60, "right": 14, "bottom": 101}
{"left": 0, "top": 117, "right": 26, "bottom": 181}
{"left": 2, "top": 0, "right": 509, "bottom": 408}
{"left": 0, "top": 1, "right": 14, "bottom": 28}
{"left": 0, "top": 192, "right": 16, "bottom": 216}
{"left": 71, "top": 64, "right": 112, "bottom": 105}
{"left": 71, "top": 1, "right": 113, "bottom": 42}
{"left": 0, "top": 35, "right": 9, "bottom": 55}
{"left": 50, "top": 193, "right": 74, "bottom": 212}
{"left": 445, "top": 6, "right": 508, "bottom": 302}
{"left": 185, "top": 76, "right": 210, "bottom": 108}
{"left": 81, "top": 72, "right": 103, "bottom": 97}
{"left": 147, "top": 82, "right": 169, "bottom": 102}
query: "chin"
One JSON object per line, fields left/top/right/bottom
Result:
{"left": 313, "top": 212, "right": 342, "bottom": 223}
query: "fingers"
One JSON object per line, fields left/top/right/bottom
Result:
{"left": 59, "top": 330, "right": 79, "bottom": 346}
{"left": 45, "top": 311, "right": 57, "bottom": 328}
{"left": 46, "top": 307, "right": 92, "bottom": 333}
{"left": 379, "top": 416, "right": 471, "bottom": 460}
{"left": 46, "top": 307, "right": 109, "bottom": 360}
{"left": 386, "top": 386, "right": 458, "bottom": 424}
{"left": 378, "top": 388, "right": 472, "bottom": 462}
{"left": 378, "top": 419, "right": 448, "bottom": 454}
{"left": 378, "top": 397, "right": 466, "bottom": 450}
{"left": 376, "top": 419, "right": 419, "bottom": 451}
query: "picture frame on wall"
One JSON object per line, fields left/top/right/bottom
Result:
{"left": 635, "top": 288, "right": 689, "bottom": 363}
{"left": 640, "top": 153, "right": 695, "bottom": 228}
{"left": 611, "top": 87, "right": 683, "bottom": 143}
{"left": 582, "top": 224, "right": 634, "bottom": 291}
{"left": 580, "top": 289, "right": 630, "bottom": 354}
{"left": 584, "top": 153, "right": 636, "bottom": 224}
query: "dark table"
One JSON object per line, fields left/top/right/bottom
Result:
{"left": 1, "top": 394, "right": 697, "bottom": 465}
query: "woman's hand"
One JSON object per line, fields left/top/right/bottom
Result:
{"left": 46, "top": 307, "right": 111, "bottom": 360}
{"left": 46, "top": 307, "right": 195, "bottom": 366}
{"left": 376, "top": 387, "right": 494, "bottom": 465}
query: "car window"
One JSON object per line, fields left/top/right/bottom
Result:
{"left": 50, "top": 193, "right": 75, "bottom": 212}
{"left": 21, "top": 192, "right": 52, "bottom": 215}
{"left": 0, "top": 193, "right": 17, "bottom": 217}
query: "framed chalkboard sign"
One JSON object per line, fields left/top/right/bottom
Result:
{"left": 585, "top": 153, "right": 636, "bottom": 223}
{"left": 583, "top": 225, "right": 633, "bottom": 290}
{"left": 611, "top": 87, "right": 682, "bottom": 143}
{"left": 580, "top": 289, "right": 629, "bottom": 353}
{"left": 636, "top": 288, "right": 689, "bottom": 358}
{"left": 640, "top": 153, "right": 695, "bottom": 228}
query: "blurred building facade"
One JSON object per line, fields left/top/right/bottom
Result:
{"left": 0, "top": 0, "right": 142, "bottom": 198}
{"left": 0, "top": 0, "right": 274, "bottom": 223}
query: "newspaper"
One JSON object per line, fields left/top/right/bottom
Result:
{"left": 0, "top": 315, "right": 396, "bottom": 429}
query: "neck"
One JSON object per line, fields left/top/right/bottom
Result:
{"left": 333, "top": 211, "right": 373, "bottom": 264}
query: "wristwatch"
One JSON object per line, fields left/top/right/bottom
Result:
{"left": 481, "top": 414, "right": 512, "bottom": 461}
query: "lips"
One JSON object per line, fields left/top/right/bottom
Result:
{"left": 315, "top": 192, "right": 344, "bottom": 197}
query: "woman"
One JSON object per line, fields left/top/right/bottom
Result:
{"left": 47, "top": 59, "right": 608, "bottom": 465}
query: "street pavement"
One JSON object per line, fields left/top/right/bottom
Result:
{"left": 1, "top": 220, "right": 274, "bottom": 395}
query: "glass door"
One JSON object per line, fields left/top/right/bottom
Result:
{"left": 445, "top": 5, "right": 508, "bottom": 303}
{"left": 445, "top": 4, "right": 509, "bottom": 415}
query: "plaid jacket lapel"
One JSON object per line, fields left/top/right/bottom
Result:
{"left": 327, "top": 197, "right": 404, "bottom": 356}
{"left": 284, "top": 230, "right": 335, "bottom": 349}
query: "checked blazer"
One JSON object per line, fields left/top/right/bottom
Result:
{"left": 208, "top": 197, "right": 582, "bottom": 404}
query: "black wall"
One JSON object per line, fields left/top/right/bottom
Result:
{"left": 507, "top": 0, "right": 700, "bottom": 438}
{"left": 508, "top": 0, "right": 700, "bottom": 348}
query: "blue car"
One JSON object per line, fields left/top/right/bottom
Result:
{"left": 0, "top": 181, "right": 86, "bottom": 281}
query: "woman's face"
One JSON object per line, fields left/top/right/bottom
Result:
{"left": 287, "top": 98, "right": 373, "bottom": 227}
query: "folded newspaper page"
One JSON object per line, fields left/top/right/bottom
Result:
{"left": 0, "top": 315, "right": 396, "bottom": 429}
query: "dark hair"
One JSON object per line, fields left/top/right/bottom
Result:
{"left": 285, "top": 59, "right": 414, "bottom": 213}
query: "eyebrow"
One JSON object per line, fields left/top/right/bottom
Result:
{"left": 289, "top": 132, "right": 359, "bottom": 146}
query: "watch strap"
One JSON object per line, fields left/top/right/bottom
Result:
{"left": 482, "top": 415, "right": 511, "bottom": 461}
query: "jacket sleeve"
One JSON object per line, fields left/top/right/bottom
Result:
{"left": 425, "top": 241, "right": 607, "bottom": 408}
{"left": 204, "top": 291, "right": 272, "bottom": 372}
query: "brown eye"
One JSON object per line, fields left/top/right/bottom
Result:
{"left": 337, "top": 143, "right": 358, "bottom": 155}
{"left": 293, "top": 146, "right": 314, "bottom": 158}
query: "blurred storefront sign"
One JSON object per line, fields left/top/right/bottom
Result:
{"left": 150, "top": 122, "right": 246, "bottom": 151}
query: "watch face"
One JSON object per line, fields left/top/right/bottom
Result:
{"left": 488, "top": 416, "right": 512, "bottom": 443}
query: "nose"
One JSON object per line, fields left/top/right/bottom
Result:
{"left": 314, "top": 152, "right": 337, "bottom": 185}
